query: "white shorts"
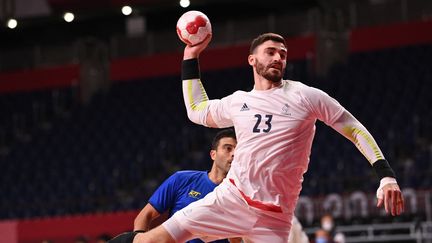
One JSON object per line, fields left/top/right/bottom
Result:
{"left": 162, "top": 178, "right": 293, "bottom": 243}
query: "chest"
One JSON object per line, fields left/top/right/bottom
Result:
{"left": 174, "top": 182, "right": 215, "bottom": 210}
{"left": 230, "top": 93, "right": 312, "bottom": 135}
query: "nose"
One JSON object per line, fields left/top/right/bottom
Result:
{"left": 273, "top": 52, "right": 283, "bottom": 61}
{"left": 271, "top": 57, "right": 283, "bottom": 67}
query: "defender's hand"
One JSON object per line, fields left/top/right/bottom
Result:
{"left": 183, "top": 34, "right": 212, "bottom": 60}
{"left": 377, "top": 183, "right": 404, "bottom": 216}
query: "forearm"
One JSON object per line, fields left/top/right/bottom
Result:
{"left": 133, "top": 204, "right": 160, "bottom": 231}
{"left": 182, "top": 58, "right": 212, "bottom": 126}
{"left": 133, "top": 211, "right": 152, "bottom": 231}
{"left": 332, "top": 111, "right": 398, "bottom": 200}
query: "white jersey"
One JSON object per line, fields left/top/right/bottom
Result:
{"left": 208, "top": 80, "right": 345, "bottom": 214}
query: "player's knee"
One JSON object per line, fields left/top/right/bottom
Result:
{"left": 108, "top": 231, "right": 138, "bottom": 243}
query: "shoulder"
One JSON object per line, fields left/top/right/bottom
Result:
{"left": 172, "top": 170, "right": 206, "bottom": 180}
{"left": 233, "top": 90, "right": 249, "bottom": 95}
{"left": 285, "top": 80, "right": 331, "bottom": 100}
{"left": 223, "top": 90, "right": 249, "bottom": 99}
{"left": 285, "top": 80, "right": 322, "bottom": 93}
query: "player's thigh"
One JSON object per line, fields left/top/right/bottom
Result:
{"left": 243, "top": 227, "right": 290, "bottom": 243}
{"left": 243, "top": 210, "right": 292, "bottom": 243}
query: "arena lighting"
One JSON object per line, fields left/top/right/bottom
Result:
{"left": 7, "top": 18, "right": 18, "bottom": 29}
{"left": 63, "top": 12, "right": 75, "bottom": 22}
{"left": 122, "top": 6, "right": 133, "bottom": 16}
{"left": 179, "top": 0, "right": 190, "bottom": 8}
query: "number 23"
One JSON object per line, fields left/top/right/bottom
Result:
{"left": 253, "top": 114, "right": 273, "bottom": 133}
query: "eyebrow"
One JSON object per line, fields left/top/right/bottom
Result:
{"left": 265, "top": 47, "right": 287, "bottom": 53}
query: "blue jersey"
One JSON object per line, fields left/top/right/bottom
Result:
{"left": 148, "top": 170, "right": 229, "bottom": 243}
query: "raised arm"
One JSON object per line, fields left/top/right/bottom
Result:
{"left": 182, "top": 35, "right": 218, "bottom": 128}
{"left": 331, "top": 111, "right": 404, "bottom": 216}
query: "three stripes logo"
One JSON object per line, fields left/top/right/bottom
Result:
{"left": 240, "top": 103, "right": 250, "bottom": 111}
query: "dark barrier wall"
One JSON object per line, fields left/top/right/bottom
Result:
{"left": 0, "top": 65, "right": 79, "bottom": 93}
{"left": 350, "top": 19, "right": 432, "bottom": 52}
{"left": 0, "top": 211, "right": 137, "bottom": 243}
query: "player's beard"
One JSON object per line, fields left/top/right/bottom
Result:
{"left": 256, "top": 60, "right": 285, "bottom": 83}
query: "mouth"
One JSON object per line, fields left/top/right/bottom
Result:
{"left": 269, "top": 64, "right": 282, "bottom": 71}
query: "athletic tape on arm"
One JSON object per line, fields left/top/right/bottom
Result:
{"left": 182, "top": 58, "right": 210, "bottom": 126}
{"left": 376, "top": 177, "right": 397, "bottom": 199}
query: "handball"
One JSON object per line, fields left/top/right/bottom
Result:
{"left": 176, "top": 10, "right": 212, "bottom": 46}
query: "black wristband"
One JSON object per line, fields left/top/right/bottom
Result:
{"left": 373, "top": 159, "right": 396, "bottom": 179}
{"left": 134, "top": 230, "right": 145, "bottom": 233}
{"left": 108, "top": 231, "right": 138, "bottom": 243}
{"left": 182, "top": 58, "right": 200, "bottom": 80}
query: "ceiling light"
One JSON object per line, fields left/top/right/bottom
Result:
{"left": 122, "top": 6, "right": 133, "bottom": 16}
{"left": 63, "top": 12, "right": 75, "bottom": 22}
{"left": 179, "top": 0, "right": 190, "bottom": 8}
{"left": 7, "top": 19, "right": 18, "bottom": 29}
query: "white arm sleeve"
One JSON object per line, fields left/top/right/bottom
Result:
{"left": 331, "top": 111, "right": 385, "bottom": 165}
{"left": 181, "top": 58, "right": 234, "bottom": 128}
{"left": 302, "top": 86, "right": 385, "bottom": 164}
{"left": 182, "top": 78, "right": 211, "bottom": 127}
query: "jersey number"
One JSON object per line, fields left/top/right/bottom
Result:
{"left": 253, "top": 114, "right": 273, "bottom": 133}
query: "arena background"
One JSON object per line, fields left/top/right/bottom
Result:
{"left": 0, "top": 0, "right": 431, "bottom": 242}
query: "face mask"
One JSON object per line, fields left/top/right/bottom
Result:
{"left": 316, "top": 237, "right": 328, "bottom": 243}
{"left": 322, "top": 221, "right": 334, "bottom": 231}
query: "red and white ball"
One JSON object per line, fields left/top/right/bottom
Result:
{"left": 176, "top": 11, "right": 212, "bottom": 46}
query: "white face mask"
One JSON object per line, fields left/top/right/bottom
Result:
{"left": 322, "top": 221, "right": 334, "bottom": 231}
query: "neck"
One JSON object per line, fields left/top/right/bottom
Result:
{"left": 208, "top": 166, "right": 226, "bottom": 185}
{"left": 253, "top": 73, "right": 282, "bottom": 90}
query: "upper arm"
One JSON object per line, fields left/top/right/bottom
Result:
{"left": 331, "top": 109, "right": 369, "bottom": 140}
{"left": 148, "top": 174, "right": 179, "bottom": 213}
{"left": 330, "top": 109, "right": 385, "bottom": 164}
{"left": 205, "top": 112, "right": 218, "bottom": 128}
{"left": 207, "top": 95, "right": 235, "bottom": 128}
{"left": 303, "top": 87, "right": 345, "bottom": 125}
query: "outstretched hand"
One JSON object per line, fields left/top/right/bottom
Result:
{"left": 377, "top": 183, "right": 404, "bottom": 216}
{"left": 183, "top": 34, "right": 212, "bottom": 60}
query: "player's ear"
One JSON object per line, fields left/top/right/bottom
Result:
{"left": 248, "top": 54, "right": 255, "bottom": 66}
{"left": 210, "top": 150, "right": 216, "bottom": 160}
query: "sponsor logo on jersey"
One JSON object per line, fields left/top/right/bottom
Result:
{"left": 240, "top": 103, "right": 250, "bottom": 111}
{"left": 282, "top": 104, "right": 291, "bottom": 115}
{"left": 188, "top": 190, "right": 202, "bottom": 199}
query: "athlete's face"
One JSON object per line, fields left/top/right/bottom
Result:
{"left": 250, "top": 40, "right": 287, "bottom": 83}
{"left": 211, "top": 137, "right": 237, "bottom": 174}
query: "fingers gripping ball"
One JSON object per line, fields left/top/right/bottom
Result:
{"left": 176, "top": 10, "right": 212, "bottom": 46}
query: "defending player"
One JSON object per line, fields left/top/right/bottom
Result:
{"left": 133, "top": 129, "right": 238, "bottom": 243}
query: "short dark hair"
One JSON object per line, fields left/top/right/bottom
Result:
{"left": 211, "top": 128, "right": 236, "bottom": 150}
{"left": 249, "top": 33, "right": 286, "bottom": 54}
